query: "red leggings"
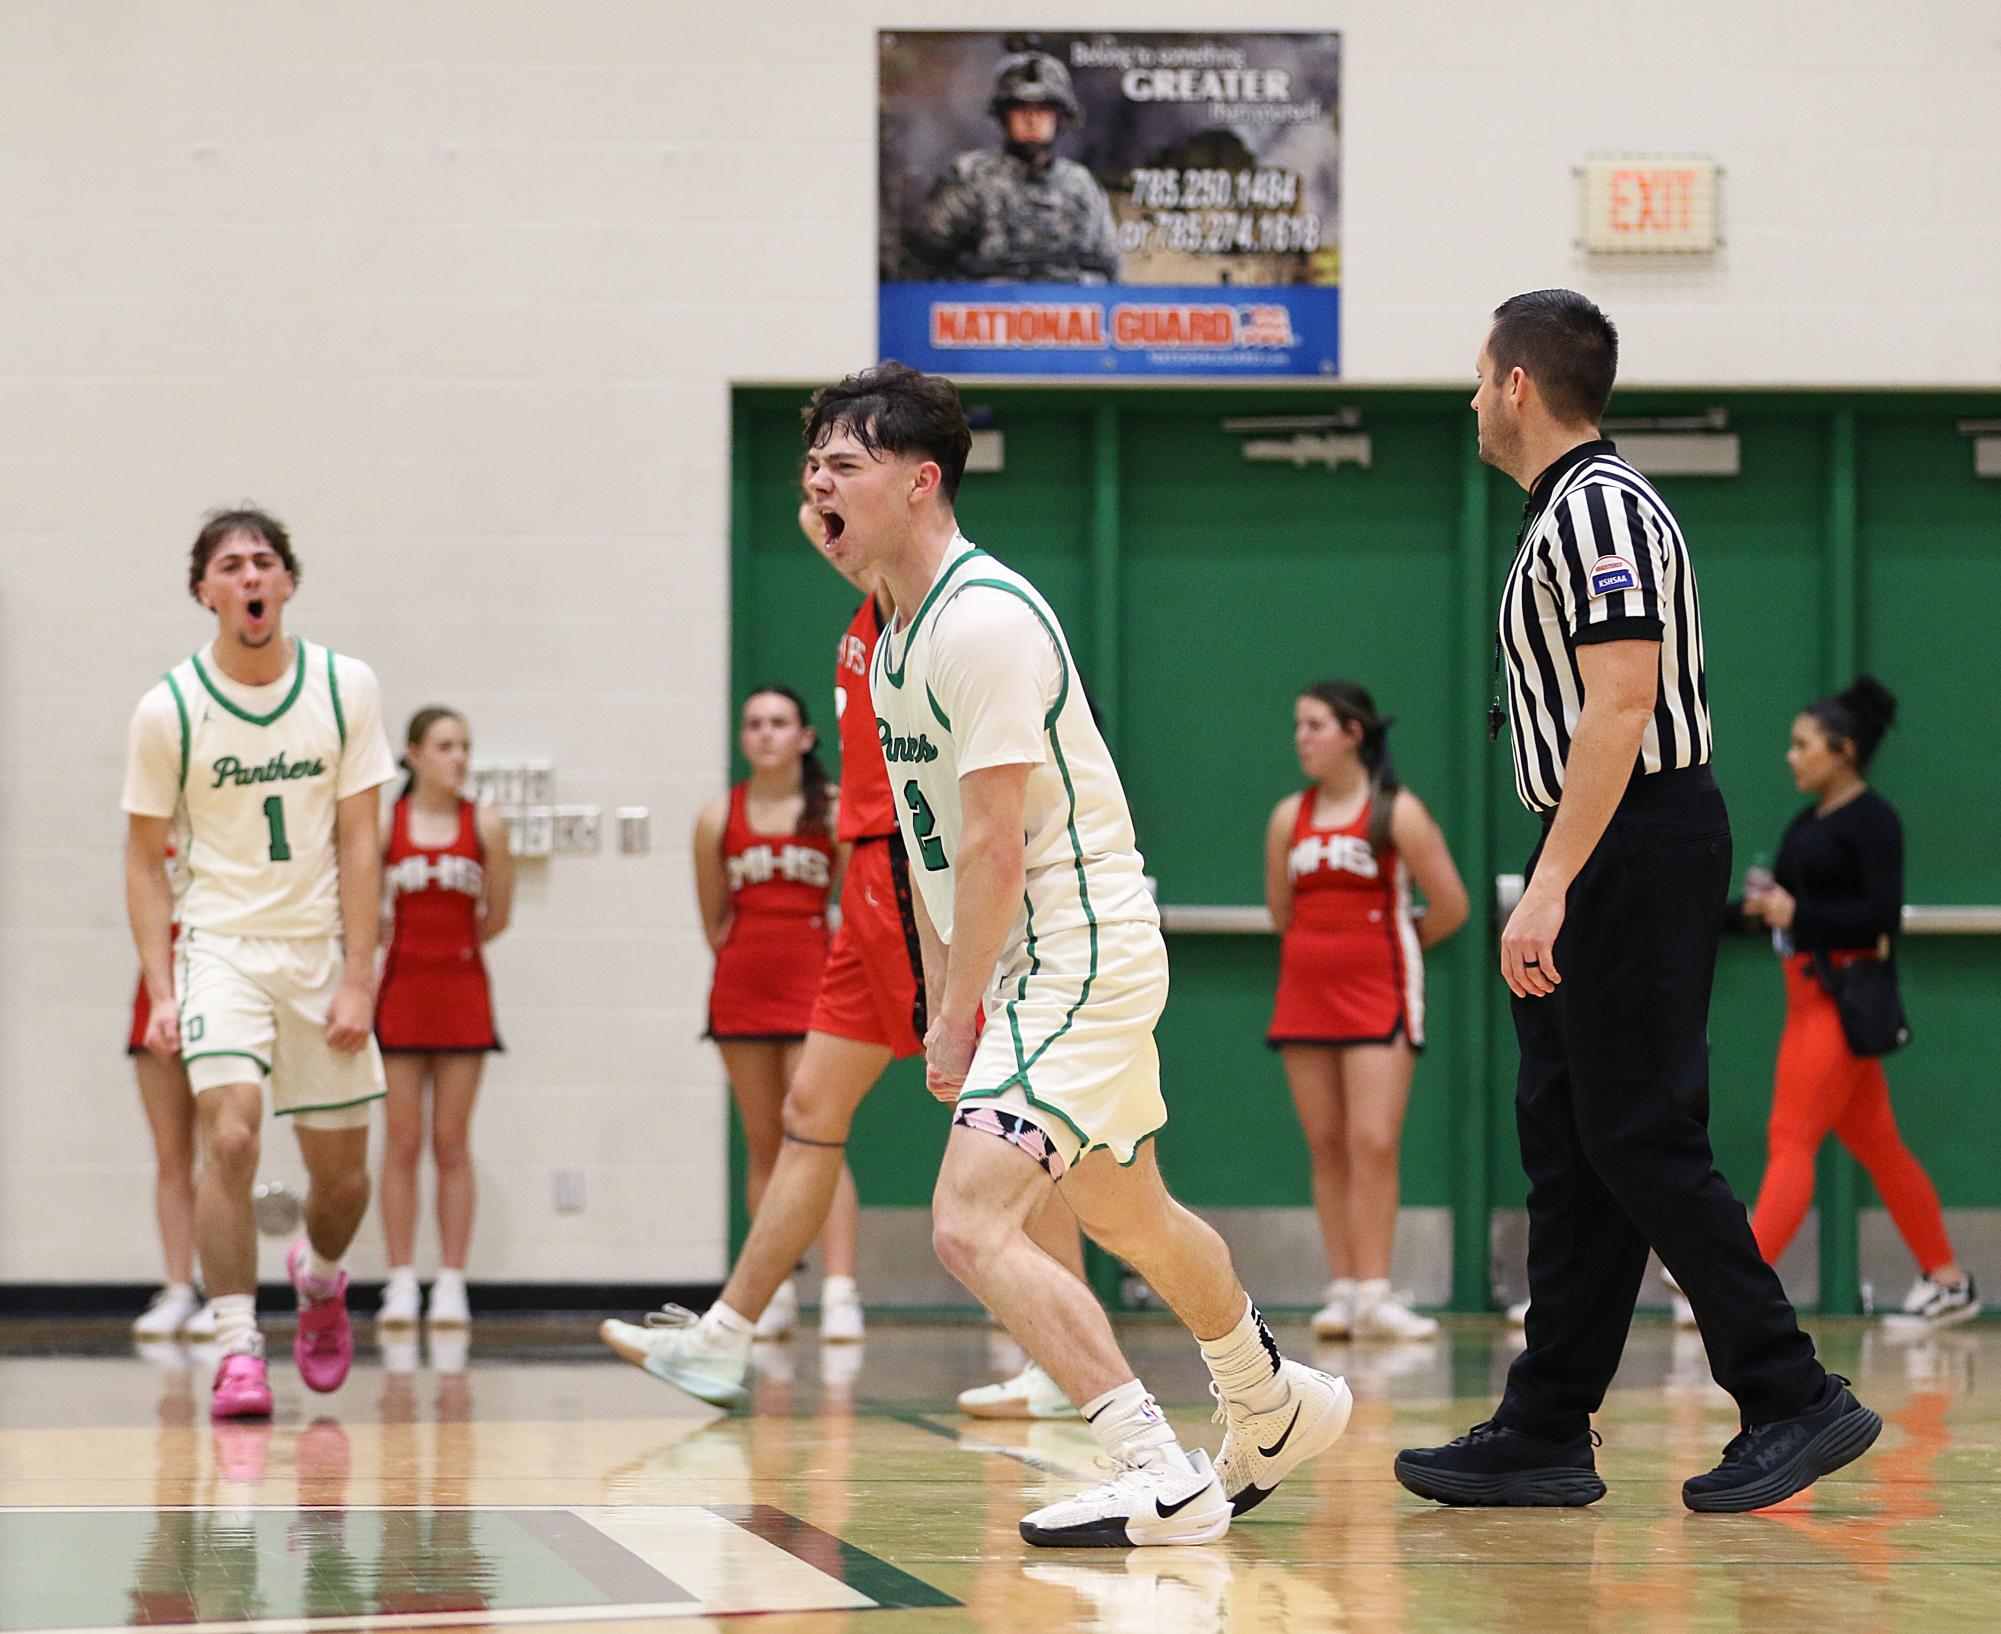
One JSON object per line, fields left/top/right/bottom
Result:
{"left": 1749, "top": 954, "right": 1954, "bottom": 1273}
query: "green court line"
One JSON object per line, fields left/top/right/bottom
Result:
{"left": 708, "top": 1503, "right": 959, "bottom": 1611}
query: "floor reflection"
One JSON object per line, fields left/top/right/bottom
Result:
{"left": 0, "top": 1315, "right": 1989, "bottom": 1634}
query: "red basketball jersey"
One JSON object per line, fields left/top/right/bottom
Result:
{"left": 724, "top": 782, "right": 835, "bottom": 916}
{"left": 384, "top": 798, "right": 486, "bottom": 959}
{"left": 836, "top": 594, "right": 897, "bottom": 842}
{"left": 1286, "top": 789, "right": 1400, "bottom": 930}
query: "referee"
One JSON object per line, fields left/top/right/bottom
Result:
{"left": 1396, "top": 290, "right": 1880, "bottom": 1513}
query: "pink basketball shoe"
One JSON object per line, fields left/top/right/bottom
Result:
{"left": 210, "top": 1352, "right": 274, "bottom": 1420}
{"left": 288, "top": 1240, "right": 354, "bottom": 1394}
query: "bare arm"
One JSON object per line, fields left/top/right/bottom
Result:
{"left": 125, "top": 815, "right": 180, "bottom": 1057}
{"left": 1502, "top": 639, "right": 1658, "bottom": 997}
{"left": 328, "top": 786, "right": 384, "bottom": 1051}
{"left": 924, "top": 763, "right": 1030, "bottom": 1103}
{"left": 906, "top": 858, "right": 947, "bottom": 1023}
{"left": 692, "top": 793, "right": 732, "bottom": 952}
{"left": 942, "top": 763, "right": 1029, "bottom": 1027}
{"left": 477, "top": 803, "right": 515, "bottom": 942}
{"left": 1264, "top": 794, "right": 1300, "bottom": 933}
{"left": 1390, "top": 789, "right": 1470, "bottom": 950}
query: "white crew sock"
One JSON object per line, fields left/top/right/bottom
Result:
{"left": 385, "top": 1265, "right": 418, "bottom": 1289}
{"left": 305, "top": 1245, "right": 343, "bottom": 1285}
{"left": 433, "top": 1267, "right": 466, "bottom": 1291}
{"left": 161, "top": 1280, "right": 196, "bottom": 1302}
{"left": 1353, "top": 1277, "right": 1392, "bottom": 1310}
{"left": 1198, "top": 1297, "right": 1288, "bottom": 1412}
{"left": 704, "top": 1301, "right": 756, "bottom": 1347}
{"left": 1080, "top": 1379, "right": 1182, "bottom": 1469}
{"left": 821, "top": 1275, "right": 858, "bottom": 1303}
{"left": 211, "top": 1293, "right": 262, "bottom": 1357}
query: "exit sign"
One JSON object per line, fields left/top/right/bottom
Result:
{"left": 1580, "top": 157, "right": 1720, "bottom": 253}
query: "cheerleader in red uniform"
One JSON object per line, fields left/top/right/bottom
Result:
{"left": 695, "top": 685, "right": 841, "bottom": 1317}
{"left": 1265, "top": 681, "right": 1469, "bottom": 1341}
{"left": 374, "top": 707, "right": 514, "bottom": 1330}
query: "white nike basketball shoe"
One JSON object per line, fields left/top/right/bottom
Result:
{"left": 1211, "top": 1360, "right": 1353, "bottom": 1515}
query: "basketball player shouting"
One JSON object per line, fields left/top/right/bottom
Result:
{"left": 123, "top": 509, "right": 397, "bottom": 1418}
{"left": 639, "top": 364, "right": 1349, "bottom": 1549}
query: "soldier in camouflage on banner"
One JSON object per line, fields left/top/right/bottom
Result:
{"left": 907, "top": 49, "right": 1121, "bottom": 285}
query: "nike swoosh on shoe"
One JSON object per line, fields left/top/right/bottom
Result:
{"left": 1155, "top": 1486, "right": 1208, "bottom": 1519}
{"left": 1259, "top": 1404, "right": 1303, "bottom": 1458}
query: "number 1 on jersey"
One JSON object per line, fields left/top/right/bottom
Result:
{"left": 262, "top": 795, "right": 293, "bottom": 862}
{"left": 902, "top": 779, "right": 948, "bottom": 871}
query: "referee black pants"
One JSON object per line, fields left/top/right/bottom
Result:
{"left": 1498, "top": 766, "right": 1825, "bottom": 1441}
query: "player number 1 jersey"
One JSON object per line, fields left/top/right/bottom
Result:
{"left": 122, "top": 638, "right": 397, "bottom": 938}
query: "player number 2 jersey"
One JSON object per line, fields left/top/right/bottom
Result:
{"left": 869, "top": 539, "right": 1155, "bottom": 969}
{"left": 122, "top": 638, "right": 397, "bottom": 938}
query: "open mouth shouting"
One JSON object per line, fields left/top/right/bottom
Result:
{"left": 819, "top": 507, "right": 848, "bottom": 551}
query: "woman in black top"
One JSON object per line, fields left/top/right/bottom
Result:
{"left": 1739, "top": 676, "right": 1977, "bottom": 1327}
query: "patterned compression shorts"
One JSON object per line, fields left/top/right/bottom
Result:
{"left": 952, "top": 1103, "right": 1068, "bottom": 1181}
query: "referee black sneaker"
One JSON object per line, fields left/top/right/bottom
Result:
{"left": 1681, "top": 1373, "right": 1881, "bottom": 1513}
{"left": 1394, "top": 1419, "right": 1606, "bottom": 1507}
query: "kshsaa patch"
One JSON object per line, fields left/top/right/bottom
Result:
{"left": 1588, "top": 554, "right": 1638, "bottom": 597}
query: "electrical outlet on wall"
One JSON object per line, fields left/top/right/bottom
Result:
{"left": 554, "top": 805, "right": 602, "bottom": 855}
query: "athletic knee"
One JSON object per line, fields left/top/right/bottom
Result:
{"left": 930, "top": 1195, "right": 1007, "bottom": 1288}
{"left": 320, "top": 1162, "right": 371, "bottom": 1215}
{"left": 431, "top": 1130, "right": 473, "bottom": 1173}
{"left": 1301, "top": 1124, "right": 1346, "bottom": 1168}
{"left": 204, "top": 1119, "right": 261, "bottom": 1177}
{"left": 781, "top": 1082, "right": 855, "bottom": 1146}
{"left": 1347, "top": 1123, "right": 1401, "bottom": 1171}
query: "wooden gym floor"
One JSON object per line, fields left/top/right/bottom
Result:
{"left": 0, "top": 1313, "right": 1993, "bottom": 1634}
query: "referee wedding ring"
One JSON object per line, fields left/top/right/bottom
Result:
{"left": 1524, "top": 958, "right": 1541, "bottom": 967}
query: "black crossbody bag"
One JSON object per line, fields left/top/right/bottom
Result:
{"left": 1811, "top": 939, "right": 1911, "bottom": 1058}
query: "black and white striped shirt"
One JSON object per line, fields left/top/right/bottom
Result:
{"left": 1498, "top": 438, "right": 1712, "bottom": 814}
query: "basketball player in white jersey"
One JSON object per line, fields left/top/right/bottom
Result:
{"left": 123, "top": 509, "right": 398, "bottom": 1419}
{"left": 806, "top": 365, "right": 1354, "bottom": 1544}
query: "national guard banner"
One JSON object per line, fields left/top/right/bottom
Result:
{"left": 879, "top": 30, "right": 1342, "bottom": 378}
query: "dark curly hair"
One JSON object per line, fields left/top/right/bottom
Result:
{"left": 188, "top": 507, "right": 300, "bottom": 601}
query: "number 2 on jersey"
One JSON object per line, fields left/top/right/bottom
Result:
{"left": 262, "top": 795, "right": 293, "bottom": 862}
{"left": 902, "top": 779, "right": 948, "bottom": 871}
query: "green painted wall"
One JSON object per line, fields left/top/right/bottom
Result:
{"left": 729, "top": 385, "right": 2001, "bottom": 1308}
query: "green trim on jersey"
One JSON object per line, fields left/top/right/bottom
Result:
{"left": 182, "top": 1048, "right": 272, "bottom": 1076}
{"left": 276, "top": 1088, "right": 388, "bottom": 1116}
{"left": 947, "top": 579, "right": 1071, "bottom": 728}
{"left": 326, "top": 646, "right": 347, "bottom": 746}
{"left": 879, "top": 546, "right": 984, "bottom": 689}
{"left": 956, "top": 1082, "right": 1092, "bottom": 1148}
{"left": 1003, "top": 723, "right": 1099, "bottom": 1078}
{"left": 164, "top": 671, "right": 192, "bottom": 790}
{"left": 191, "top": 639, "right": 309, "bottom": 727}
{"left": 1097, "top": 1126, "right": 1163, "bottom": 1168}
{"left": 925, "top": 683, "right": 952, "bottom": 732}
